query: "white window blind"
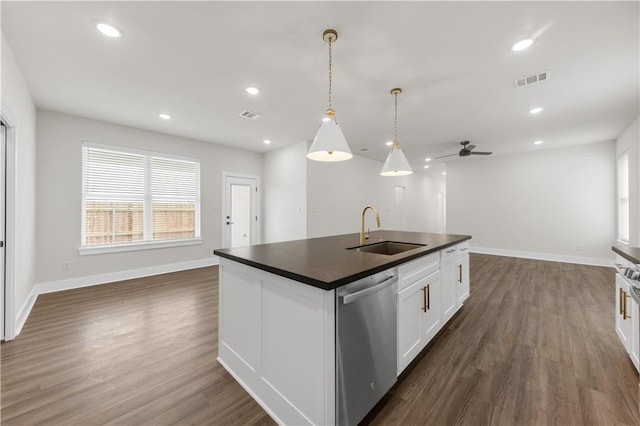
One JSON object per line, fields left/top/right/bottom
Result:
{"left": 618, "top": 152, "right": 629, "bottom": 243}
{"left": 82, "top": 143, "right": 200, "bottom": 249}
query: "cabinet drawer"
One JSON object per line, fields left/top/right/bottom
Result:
{"left": 398, "top": 252, "right": 440, "bottom": 291}
{"left": 456, "top": 241, "right": 470, "bottom": 258}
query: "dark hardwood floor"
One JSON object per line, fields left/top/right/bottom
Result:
{"left": 2, "top": 254, "right": 639, "bottom": 425}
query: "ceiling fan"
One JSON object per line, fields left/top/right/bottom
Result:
{"left": 434, "top": 141, "right": 492, "bottom": 159}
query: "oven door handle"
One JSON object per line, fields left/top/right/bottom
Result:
{"left": 341, "top": 276, "right": 397, "bottom": 305}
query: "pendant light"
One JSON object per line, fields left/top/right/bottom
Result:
{"left": 380, "top": 88, "right": 413, "bottom": 176}
{"left": 307, "top": 29, "right": 353, "bottom": 162}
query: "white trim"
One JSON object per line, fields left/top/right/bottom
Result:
{"left": 1, "top": 106, "right": 17, "bottom": 340}
{"left": 15, "top": 285, "right": 37, "bottom": 337}
{"left": 470, "top": 246, "right": 614, "bottom": 267}
{"left": 38, "top": 257, "right": 218, "bottom": 295}
{"left": 217, "top": 356, "right": 285, "bottom": 426}
{"left": 14, "top": 257, "right": 218, "bottom": 336}
{"left": 79, "top": 237, "right": 202, "bottom": 255}
{"left": 221, "top": 172, "right": 261, "bottom": 248}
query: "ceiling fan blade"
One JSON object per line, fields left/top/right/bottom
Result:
{"left": 433, "top": 153, "right": 459, "bottom": 159}
{"left": 470, "top": 151, "right": 492, "bottom": 155}
{"left": 466, "top": 144, "right": 476, "bottom": 151}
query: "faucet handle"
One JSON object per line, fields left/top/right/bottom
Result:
{"left": 365, "top": 228, "right": 370, "bottom": 240}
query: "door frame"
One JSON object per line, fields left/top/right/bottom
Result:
{"left": 1, "top": 108, "right": 17, "bottom": 340}
{"left": 221, "top": 172, "right": 260, "bottom": 248}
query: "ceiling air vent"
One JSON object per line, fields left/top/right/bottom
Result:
{"left": 514, "top": 71, "right": 550, "bottom": 88}
{"left": 239, "top": 110, "right": 263, "bottom": 120}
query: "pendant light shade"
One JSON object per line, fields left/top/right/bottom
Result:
{"left": 307, "top": 111, "right": 352, "bottom": 161}
{"left": 307, "top": 29, "right": 353, "bottom": 162}
{"left": 381, "top": 88, "right": 413, "bottom": 176}
{"left": 381, "top": 142, "right": 413, "bottom": 176}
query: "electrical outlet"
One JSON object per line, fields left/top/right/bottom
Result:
{"left": 576, "top": 245, "right": 584, "bottom": 251}
{"left": 63, "top": 262, "right": 70, "bottom": 270}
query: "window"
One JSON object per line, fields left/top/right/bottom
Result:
{"left": 81, "top": 143, "right": 200, "bottom": 254}
{"left": 618, "top": 152, "right": 629, "bottom": 243}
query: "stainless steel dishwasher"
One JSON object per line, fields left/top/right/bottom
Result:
{"left": 336, "top": 269, "right": 398, "bottom": 425}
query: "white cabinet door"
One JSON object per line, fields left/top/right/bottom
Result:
{"left": 422, "top": 271, "right": 442, "bottom": 344}
{"left": 441, "top": 247, "right": 457, "bottom": 322}
{"left": 615, "top": 273, "right": 632, "bottom": 353}
{"left": 397, "top": 279, "right": 426, "bottom": 375}
{"left": 397, "top": 271, "right": 441, "bottom": 375}
{"left": 456, "top": 255, "right": 470, "bottom": 307}
{"left": 631, "top": 294, "right": 639, "bottom": 371}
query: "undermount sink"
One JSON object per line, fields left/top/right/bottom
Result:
{"left": 347, "top": 241, "right": 426, "bottom": 255}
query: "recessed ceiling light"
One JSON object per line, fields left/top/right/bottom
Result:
{"left": 263, "top": 139, "right": 271, "bottom": 145}
{"left": 96, "top": 23, "right": 121, "bottom": 38}
{"left": 534, "top": 140, "right": 543, "bottom": 145}
{"left": 442, "top": 172, "right": 447, "bottom": 176}
{"left": 425, "top": 158, "right": 432, "bottom": 162}
{"left": 424, "top": 165, "right": 430, "bottom": 169}
{"left": 158, "top": 113, "right": 172, "bottom": 120}
{"left": 246, "top": 87, "right": 260, "bottom": 95}
{"left": 385, "top": 141, "right": 393, "bottom": 146}
{"left": 512, "top": 38, "right": 533, "bottom": 51}
{"left": 529, "top": 107, "right": 543, "bottom": 114}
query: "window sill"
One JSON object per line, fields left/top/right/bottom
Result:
{"left": 78, "top": 238, "right": 202, "bottom": 256}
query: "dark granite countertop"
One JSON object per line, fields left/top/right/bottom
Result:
{"left": 613, "top": 243, "right": 640, "bottom": 265}
{"left": 214, "top": 230, "right": 471, "bottom": 290}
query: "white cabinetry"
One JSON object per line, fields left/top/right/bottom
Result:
{"left": 615, "top": 273, "right": 631, "bottom": 352}
{"left": 397, "top": 252, "right": 441, "bottom": 375}
{"left": 615, "top": 254, "right": 639, "bottom": 372}
{"left": 455, "top": 242, "right": 470, "bottom": 308}
{"left": 218, "top": 259, "right": 336, "bottom": 425}
{"left": 441, "top": 247, "right": 458, "bottom": 323}
{"left": 631, "top": 294, "right": 639, "bottom": 370}
{"left": 397, "top": 241, "right": 471, "bottom": 375}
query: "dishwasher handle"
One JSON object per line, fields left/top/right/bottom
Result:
{"left": 341, "top": 275, "right": 398, "bottom": 305}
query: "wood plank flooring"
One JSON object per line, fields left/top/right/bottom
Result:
{"left": 2, "top": 254, "right": 640, "bottom": 425}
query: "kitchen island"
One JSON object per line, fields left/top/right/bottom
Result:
{"left": 214, "top": 230, "right": 471, "bottom": 425}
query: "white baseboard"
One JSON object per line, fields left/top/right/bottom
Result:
{"left": 15, "top": 286, "right": 38, "bottom": 337}
{"left": 471, "top": 246, "right": 614, "bottom": 267}
{"left": 14, "top": 257, "right": 219, "bottom": 336}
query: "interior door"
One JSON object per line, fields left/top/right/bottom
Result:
{"left": 1, "top": 123, "right": 6, "bottom": 340}
{"left": 222, "top": 174, "right": 259, "bottom": 248}
{"left": 394, "top": 186, "right": 405, "bottom": 231}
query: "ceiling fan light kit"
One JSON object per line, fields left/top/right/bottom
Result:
{"left": 380, "top": 88, "right": 413, "bottom": 176}
{"left": 307, "top": 29, "right": 353, "bottom": 162}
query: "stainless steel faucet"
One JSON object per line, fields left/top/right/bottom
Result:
{"left": 360, "top": 205, "right": 381, "bottom": 245}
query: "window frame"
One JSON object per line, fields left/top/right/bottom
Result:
{"left": 79, "top": 142, "right": 201, "bottom": 255}
{"left": 617, "top": 151, "right": 630, "bottom": 244}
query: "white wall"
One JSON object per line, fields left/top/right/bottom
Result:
{"left": 447, "top": 141, "right": 616, "bottom": 265}
{"left": 262, "top": 141, "right": 307, "bottom": 243}
{"left": 307, "top": 154, "right": 446, "bottom": 239}
{"left": 1, "top": 32, "right": 38, "bottom": 336}
{"left": 35, "top": 110, "right": 262, "bottom": 284}
{"left": 616, "top": 116, "right": 640, "bottom": 246}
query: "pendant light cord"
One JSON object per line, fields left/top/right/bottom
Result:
{"left": 328, "top": 36, "right": 333, "bottom": 111}
{"left": 394, "top": 91, "right": 398, "bottom": 143}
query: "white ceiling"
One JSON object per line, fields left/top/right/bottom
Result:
{"left": 2, "top": 1, "right": 638, "bottom": 172}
